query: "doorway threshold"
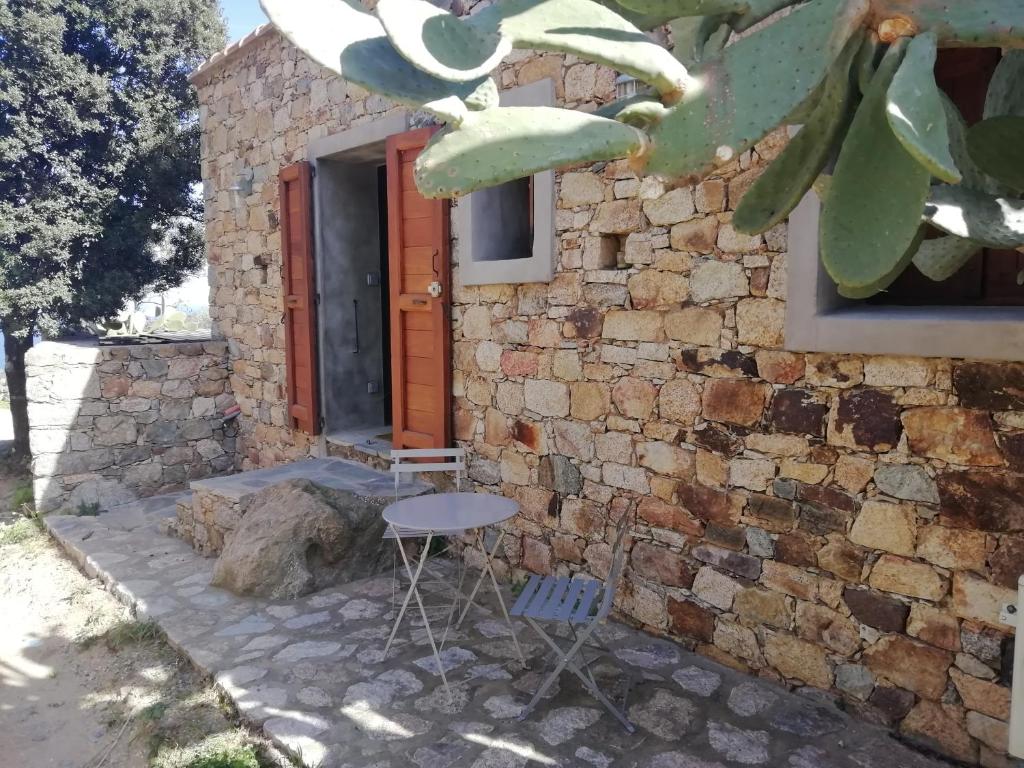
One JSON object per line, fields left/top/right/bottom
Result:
{"left": 325, "top": 425, "right": 393, "bottom": 460}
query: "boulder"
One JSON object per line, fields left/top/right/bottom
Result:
{"left": 211, "top": 479, "right": 392, "bottom": 599}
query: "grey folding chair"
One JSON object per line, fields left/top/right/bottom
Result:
{"left": 511, "top": 509, "right": 636, "bottom": 732}
{"left": 387, "top": 448, "right": 466, "bottom": 610}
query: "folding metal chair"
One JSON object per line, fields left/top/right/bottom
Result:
{"left": 511, "top": 509, "right": 636, "bottom": 732}
{"left": 387, "top": 448, "right": 466, "bottom": 611}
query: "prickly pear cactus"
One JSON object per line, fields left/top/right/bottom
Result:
{"left": 262, "top": 0, "right": 1024, "bottom": 295}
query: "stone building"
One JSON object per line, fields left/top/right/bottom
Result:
{"left": 189, "top": 21, "right": 1022, "bottom": 765}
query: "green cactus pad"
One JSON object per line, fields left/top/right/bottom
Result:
{"left": 942, "top": 95, "right": 1005, "bottom": 196}
{"left": 644, "top": 0, "right": 869, "bottom": 180}
{"left": 733, "top": 33, "right": 860, "bottom": 235}
{"left": 855, "top": 33, "right": 881, "bottom": 96}
{"left": 880, "top": 0, "right": 1024, "bottom": 47}
{"left": 596, "top": 0, "right": 683, "bottom": 30}
{"left": 376, "top": 0, "right": 509, "bottom": 82}
{"left": 912, "top": 236, "right": 983, "bottom": 282}
{"left": 730, "top": 0, "right": 800, "bottom": 31}
{"left": 835, "top": 226, "right": 926, "bottom": 299}
{"left": 670, "top": 15, "right": 731, "bottom": 66}
{"left": 259, "top": 0, "right": 494, "bottom": 123}
{"left": 820, "top": 40, "right": 932, "bottom": 293}
{"left": 967, "top": 116, "right": 1024, "bottom": 193}
{"left": 986, "top": 51, "right": 1024, "bottom": 119}
{"left": 413, "top": 107, "right": 646, "bottom": 198}
{"left": 616, "top": 0, "right": 746, "bottom": 15}
{"left": 924, "top": 185, "right": 1024, "bottom": 249}
{"left": 884, "top": 32, "right": 960, "bottom": 184}
{"left": 472, "top": 0, "right": 690, "bottom": 97}
{"left": 615, "top": 100, "right": 670, "bottom": 128}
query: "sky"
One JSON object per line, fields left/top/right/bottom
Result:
{"left": 220, "top": 0, "right": 268, "bottom": 43}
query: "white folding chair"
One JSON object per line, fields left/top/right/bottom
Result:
{"left": 387, "top": 448, "right": 466, "bottom": 611}
{"left": 511, "top": 509, "right": 636, "bottom": 732}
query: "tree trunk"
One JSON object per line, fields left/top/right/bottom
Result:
{"left": 4, "top": 329, "right": 32, "bottom": 460}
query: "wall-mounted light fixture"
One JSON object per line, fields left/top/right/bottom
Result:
{"left": 614, "top": 74, "right": 640, "bottom": 101}
{"left": 228, "top": 167, "right": 254, "bottom": 202}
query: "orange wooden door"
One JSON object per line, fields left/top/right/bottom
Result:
{"left": 279, "top": 160, "right": 320, "bottom": 435}
{"left": 386, "top": 128, "right": 451, "bottom": 450}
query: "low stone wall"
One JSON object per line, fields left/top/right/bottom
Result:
{"left": 27, "top": 340, "right": 237, "bottom": 512}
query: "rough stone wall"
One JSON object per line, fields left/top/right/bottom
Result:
{"left": 27, "top": 340, "right": 237, "bottom": 512}
{"left": 196, "top": 30, "right": 1021, "bottom": 765}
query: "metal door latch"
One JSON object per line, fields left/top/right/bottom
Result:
{"left": 427, "top": 281, "right": 443, "bottom": 298}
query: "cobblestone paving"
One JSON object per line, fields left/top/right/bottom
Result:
{"left": 45, "top": 496, "right": 951, "bottom": 768}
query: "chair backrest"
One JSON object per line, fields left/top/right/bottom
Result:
{"left": 595, "top": 508, "right": 634, "bottom": 620}
{"left": 390, "top": 447, "right": 466, "bottom": 500}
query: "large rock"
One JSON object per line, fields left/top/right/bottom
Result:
{"left": 212, "top": 479, "right": 392, "bottom": 599}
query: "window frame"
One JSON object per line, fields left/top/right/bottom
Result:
{"left": 454, "top": 79, "right": 556, "bottom": 286}
{"left": 784, "top": 191, "right": 1024, "bottom": 362}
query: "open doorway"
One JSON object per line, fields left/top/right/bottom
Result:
{"left": 315, "top": 153, "right": 393, "bottom": 455}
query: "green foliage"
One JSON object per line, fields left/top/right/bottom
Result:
{"left": 266, "top": 0, "right": 1024, "bottom": 293}
{"left": 82, "top": 619, "right": 162, "bottom": 650}
{"left": 184, "top": 748, "right": 260, "bottom": 768}
{"left": 821, "top": 41, "right": 932, "bottom": 294}
{"left": 912, "top": 235, "right": 983, "bottom": 282}
{"left": 885, "top": 32, "right": 960, "bottom": 183}
{"left": 75, "top": 500, "right": 103, "bottom": 517}
{"left": 0, "top": 0, "right": 224, "bottom": 339}
{"left": 415, "top": 107, "right": 646, "bottom": 197}
{"left": 924, "top": 185, "right": 1024, "bottom": 248}
{"left": 645, "top": 0, "right": 868, "bottom": 179}
{"left": 967, "top": 116, "right": 1024, "bottom": 192}
{"left": 733, "top": 34, "right": 860, "bottom": 235}
{"left": 0, "top": 518, "right": 39, "bottom": 546}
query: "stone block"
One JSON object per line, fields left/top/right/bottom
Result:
{"left": 560, "top": 172, "right": 605, "bottom": 206}
{"left": 744, "top": 494, "right": 797, "bottom": 533}
{"left": 849, "top": 500, "right": 918, "bottom": 556}
{"left": 612, "top": 378, "right": 657, "bottom": 419}
{"left": 907, "top": 603, "right": 961, "bottom": 652}
{"left": 538, "top": 455, "right": 582, "bottom": 496}
{"left": 631, "top": 541, "right": 694, "bottom": 587}
{"left": 796, "top": 601, "right": 860, "bottom": 656}
{"left": 816, "top": 535, "right": 866, "bottom": 581}
{"left": 950, "top": 668, "right": 1011, "bottom": 721}
{"left": 602, "top": 462, "right": 649, "bottom": 493}
{"left": 668, "top": 597, "right": 715, "bottom": 642}
{"left": 761, "top": 560, "right": 818, "bottom": 601}
{"left": 966, "top": 711, "right": 1010, "bottom": 753}
{"left": 990, "top": 535, "right": 1024, "bottom": 589}
{"left": 768, "top": 389, "right": 828, "bottom": 437}
{"left": 734, "top": 587, "right": 790, "bottom": 629}
{"left": 735, "top": 298, "right": 785, "bottom": 348}
{"left": 939, "top": 470, "right": 1024, "bottom": 532}
{"left": 952, "top": 572, "right": 1017, "bottom": 627}
{"left": 643, "top": 188, "right": 695, "bottom": 226}
{"left": 601, "top": 310, "right": 664, "bottom": 342}
{"left": 524, "top": 379, "right": 570, "bottom": 418}
{"left": 570, "top": 381, "right": 610, "bottom": 421}
{"left": 658, "top": 379, "right": 701, "bottom": 426}
{"left": 864, "top": 635, "right": 952, "bottom": 699}
{"left": 714, "top": 620, "right": 765, "bottom": 666}
{"left": 690, "top": 260, "right": 748, "bottom": 303}
{"left": 663, "top": 307, "right": 722, "bottom": 348}
{"left": 903, "top": 407, "right": 1002, "bottom": 466}
{"left": 764, "top": 632, "right": 832, "bottom": 688}
{"left": 692, "top": 565, "right": 744, "bottom": 610}
{"left": 916, "top": 525, "right": 987, "bottom": 571}
{"left": 702, "top": 379, "right": 769, "bottom": 428}
{"left": 636, "top": 441, "right": 694, "bottom": 478}
{"left": 901, "top": 701, "right": 978, "bottom": 764}
{"left": 637, "top": 496, "right": 702, "bottom": 536}
{"left": 591, "top": 199, "right": 642, "bottom": 234}
{"left": 692, "top": 543, "right": 761, "bottom": 580}
{"left": 873, "top": 464, "right": 939, "bottom": 503}
{"left": 677, "top": 481, "right": 743, "bottom": 525}
{"left": 953, "top": 361, "right": 1024, "bottom": 410}
{"left": 833, "top": 454, "right": 875, "bottom": 494}
{"left": 829, "top": 389, "right": 902, "bottom": 452}
{"left": 669, "top": 217, "right": 718, "bottom": 253}
{"left": 869, "top": 555, "right": 947, "bottom": 601}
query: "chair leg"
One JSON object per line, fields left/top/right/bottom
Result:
{"left": 518, "top": 616, "right": 635, "bottom": 733}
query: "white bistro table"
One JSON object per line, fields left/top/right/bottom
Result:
{"left": 382, "top": 492, "right": 526, "bottom": 696}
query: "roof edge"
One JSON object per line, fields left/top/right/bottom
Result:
{"left": 189, "top": 24, "right": 276, "bottom": 85}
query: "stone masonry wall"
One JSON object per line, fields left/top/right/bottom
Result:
{"left": 27, "top": 340, "right": 237, "bottom": 512}
{"left": 195, "top": 27, "right": 1020, "bottom": 765}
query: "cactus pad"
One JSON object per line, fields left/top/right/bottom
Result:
{"left": 820, "top": 40, "right": 932, "bottom": 294}
{"left": 967, "top": 116, "right": 1024, "bottom": 193}
{"left": 616, "top": 0, "right": 747, "bottom": 15}
{"left": 259, "top": 0, "right": 493, "bottom": 123}
{"left": 876, "top": 0, "right": 1024, "bottom": 47}
{"left": 670, "top": 15, "right": 731, "bottom": 66}
{"left": 885, "top": 32, "right": 960, "bottom": 184}
{"left": 644, "top": 0, "right": 869, "bottom": 180}
{"left": 376, "top": 0, "right": 509, "bottom": 82}
{"left": 413, "top": 107, "right": 646, "bottom": 198}
{"left": 733, "top": 34, "right": 860, "bottom": 235}
{"left": 912, "top": 236, "right": 983, "bottom": 282}
{"left": 985, "top": 51, "right": 1024, "bottom": 119}
{"left": 730, "top": 0, "right": 800, "bottom": 31}
{"left": 836, "top": 229, "right": 925, "bottom": 299}
{"left": 924, "top": 185, "right": 1024, "bottom": 249}
{"left": 475, "top": 0, "right": 690, "bottom": 97}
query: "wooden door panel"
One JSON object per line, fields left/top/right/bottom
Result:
{"left": 386, "top": 127, "right": 451, "bottom": 450}
{"left": 279, "top": 160, "right": 320, "bottom": 435}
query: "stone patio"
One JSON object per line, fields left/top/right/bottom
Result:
{"left": 45, "top": 495, "right": 952, "bottom": 768}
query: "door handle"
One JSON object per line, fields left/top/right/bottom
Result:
{"left": 428, "top": 281, "right": 443, "bottom": 298}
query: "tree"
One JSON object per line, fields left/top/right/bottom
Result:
{"left": 0, "top": 0, "right": 224, "bottom": 458}
{"left": 262, "top": 0, "right": 1024, "bottom": 297}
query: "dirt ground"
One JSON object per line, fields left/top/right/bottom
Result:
{"left": 0, "top": 467, "right": 287, "bottom": 768}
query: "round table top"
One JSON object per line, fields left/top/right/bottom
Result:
{"left": 383, "top": 492, "right": 519, "bottom": 533}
